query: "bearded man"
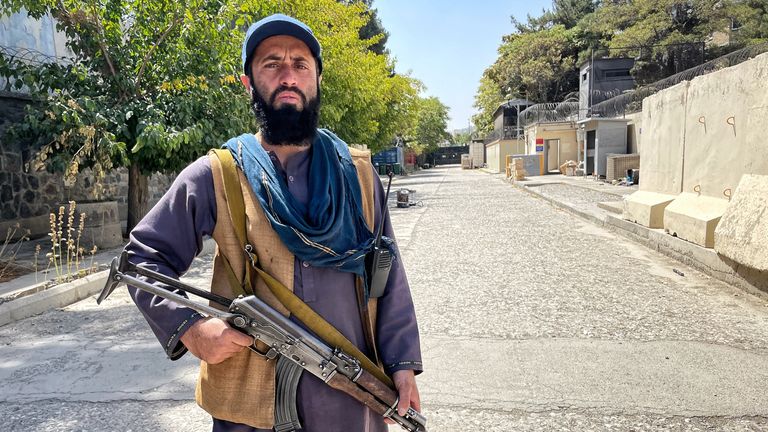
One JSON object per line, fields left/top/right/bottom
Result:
{"left": 123, "top": 13, "right": 423, "bottom": 432}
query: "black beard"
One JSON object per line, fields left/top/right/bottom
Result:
{"left": 250, "top": 81, "right": 320, "bottom": 146}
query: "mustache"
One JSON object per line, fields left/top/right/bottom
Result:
{"left": 270, "top": 85, "right": 307, "bottom": 106}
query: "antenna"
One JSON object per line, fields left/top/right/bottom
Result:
{"left": 375, "top": 169, "right": 394, "bottom": 243}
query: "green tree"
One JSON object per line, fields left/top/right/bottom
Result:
{"left": 1, "top": 0, "right": 422, "bottom": 230}
{"left": 515, "top": 0, "right": 597, "bottom": 32}
{"left": 452, "top": 130, "right": 472, "bottom": 146}
{"left": 472, "top": 0, "right": 767, "bottom": 135}
{"left": 407, "top": 96, "right": 450, "bottom": 153}
{"left": 489, "top": 25, "right": 577, "bottom": 104}
{"left": 722, "top": 0, "right": 768, "bottom": 46}
{"left": 473, "top": 0, "right": 596, "bottom": 135}
{"left": 1, "top": 0, "right": 255, "bottom": 231}
{"left": 338, "top": 0, "right": 390, "bottom": 55}
{"left": 471, "top": 74, "right": 505, "bottom": 136}
{"left": 580, "top": 0, "right": 726, "bottom": 82}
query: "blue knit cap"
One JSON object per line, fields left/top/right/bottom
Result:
{"left": 241, "top": 14, "right": 323, "bottom": 76}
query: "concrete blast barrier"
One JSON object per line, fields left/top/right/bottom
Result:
{"left": 682, "top": 53, "right": 768, "bottom": 198}
{"left": 663, "top": 193, "right": 730, "bottom": 248}
{"left": 622, "top": 191, "right": 677, "bottom": 229}
{"left": 639, "top": 81, "right": 688, "bottom": 195}
{"left": 714, "top": 174, "right": 768, "bottom": 272}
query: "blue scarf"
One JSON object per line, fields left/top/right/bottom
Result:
{"left": 222, "top": 129, "right": 375, "bottom": 278}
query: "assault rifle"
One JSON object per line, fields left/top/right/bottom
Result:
{"left": 97, "top": 252, "right": 427, "bottom": 432}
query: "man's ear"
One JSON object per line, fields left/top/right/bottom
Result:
{"left": 240, "top": 74, "right": 251, "bottom": 92}
{"left": 318, "top": 74, "right": 323, "bottom": 86}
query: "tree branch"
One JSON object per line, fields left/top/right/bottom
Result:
{"left": 135, "top": 12, "right": 183, "bottom": 93}
{"left": 88, "top": 7, "right": 117, "bottom": 78}
{"left": 54, "top": 1, "right": 116, "bottom": 77}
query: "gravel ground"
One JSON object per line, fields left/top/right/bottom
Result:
{"left": 404, "top": 168, "right": 768, "bottom": 352}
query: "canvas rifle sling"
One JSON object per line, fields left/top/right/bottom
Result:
{"left": 211, "top": 149, "right": 254, "bottom": 298}
{"left": 210, "top": 149, "right": 394, "bottom": 389}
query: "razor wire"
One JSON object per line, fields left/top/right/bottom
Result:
{"left": 0, "top": 45, "right": 73, "bottom": 93}
{"left": 590, "top": 42, "right": 768, "bottom": 118}
{"left": 0, "top": 45, "right": 68, "bottom": 66}
{"left": 519, "top": 101, "right": 580, "bottom": 128}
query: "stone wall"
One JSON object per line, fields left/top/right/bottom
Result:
{"left": 0, "top": 92, "right": 177, "bottom": 238}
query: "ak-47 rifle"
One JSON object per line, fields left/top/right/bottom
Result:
{"left": 97, "top": 252, "right": 427, "bottom": 432}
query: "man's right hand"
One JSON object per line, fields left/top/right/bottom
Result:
{"left": 180, "top": 317, "right": 254, "bottom": 364}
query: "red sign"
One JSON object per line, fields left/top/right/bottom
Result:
{"left": 535, "top": 138, "right": 544, "bottom": 145}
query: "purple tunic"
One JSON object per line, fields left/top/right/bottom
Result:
{"left": 125, "top": 144, "right": 422, "bottom": 432}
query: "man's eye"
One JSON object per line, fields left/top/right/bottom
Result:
{"left": 296, "top": 64, "right": 309, "bottom": 70}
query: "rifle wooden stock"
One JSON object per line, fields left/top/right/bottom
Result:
{"left": 356, "top": 369, "right": 398, "bottom": 408}
{"left": 327, "top": 373, "right": 391, "bottom": 415}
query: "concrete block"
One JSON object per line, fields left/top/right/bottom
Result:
{"left": 80, "top": 222, "right": 124, "bottom": 250}
{"left": 639, "top": 81, "right": 688, "bottom": 195}
{"left": 663, "top": 193, "right": 730, "bottom": 248}
{"left": 0, "top": 214, "right": 50, "bottom": 240}
{"left": 622, "top": 191, "right": 677, "bottom": 229}
{"left": 714, "top": 174, "right": 768, "bottom": 272}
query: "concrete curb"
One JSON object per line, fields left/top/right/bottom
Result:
{"left": 597, "top": 200, "right": 623, "bottom": 214}
{"left": 511, "top": 180, "right": 768, "bottom": 299}
{"left": 0, "top": 238, "right": 218, "bottom": 328}
{"left": 0, "top": 270, "right": 108, "bottom": 327}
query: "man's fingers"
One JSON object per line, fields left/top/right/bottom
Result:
{"left": 226, "top": 328, "right": 255, "bottom": 347}
{"left": 410, "top": 386, "right": 421, "bottom": 412}
{"left": 397, "top": 385, "right": 412, "bottom": 416}
{"left": 181, "top": 318, "right": 254, "bottom": 364}
{"left": 392, "top": 369, "right": 418, "bottom": 416}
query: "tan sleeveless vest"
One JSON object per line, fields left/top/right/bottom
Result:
{"left": 196, "top": 145, "right": 379, "bottom": 428}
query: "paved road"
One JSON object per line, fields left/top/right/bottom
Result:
{"left": 2, "top": 165, "right": 768, "bottom": 431}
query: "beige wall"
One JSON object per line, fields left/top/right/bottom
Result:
{"left": 486, "top": 142, "right": 500, "bottom": 172}
{"left": 627, "top": 52, "right": 768, "bottom": 258}
{"left": 625, "top": 111, "right": 643, "bottom": 154}
{"left": 682, "top": 53, "right": 768, "bottom": 199}
{"left": 639, "top": 81, "right": 689, "bottom": 194}
{"left": 638, "top": 50, "right": 768, "bottom": 199}
{"left": 524, "top": 123, "right": 578, "bottom": 171}
{"left": 486, "top": 140, "right": 525, "bottom": 173}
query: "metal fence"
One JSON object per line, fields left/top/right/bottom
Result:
{"left": 590, "top": 42, "right": 768, "bottom": 119}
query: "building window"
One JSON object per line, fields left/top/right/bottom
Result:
{"left": 603, "top": 69, "right": 631, "bottom": 79}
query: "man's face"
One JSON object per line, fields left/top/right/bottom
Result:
{"left": 240, "top": 35, "right": 321, "bottom": 145}
{"left": 245, "top": 35, "right": 319, "bottom": 111}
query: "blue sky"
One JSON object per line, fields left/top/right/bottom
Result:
{"left": 375, "top": 0, "right": 553, "bottom": 132}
